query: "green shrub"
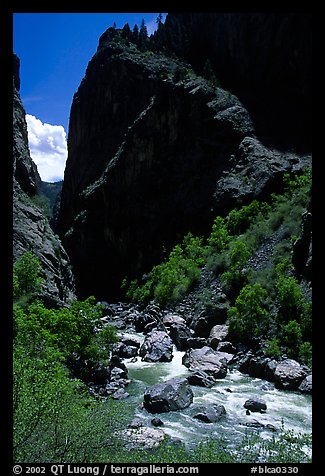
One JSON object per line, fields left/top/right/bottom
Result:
{"left": 221, "top": 240, "right": 251, "bottom": 298}
{"left": 283, "top": 320, "right": 302, "bottom": 357}
{"left": 207, "top": 216, "right": 230, "bottom": 252}
{"left": 299, "top": 341, "right": 312, "bottom": 367}
{"left": 275, "top": 274, "right": 304, "bottom": 322}
{"left": 14, "top": 296, "right": 117, "bottom": 361}
{"left": 13, "top": 339, "right": 127, "bottom": 463}
{"left": 13, "top": 252, "right": 43, "bottom": 302}
{"left": 263, "top": 337, "right": 282, "bottom": 359}
{"left": 228, "top": 283, "right": 270, "bottom": 341}
{"left": 227, "top": 199, "right": 271, "bottom": 235}
{"left": 124, "top": 233, "right": 205, "bottom": 305}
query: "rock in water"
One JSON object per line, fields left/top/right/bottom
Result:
{"left": 182, "top": 346, "right": 232, "bottom": 378}
{"left": 139, "top": 330, "right": 173, "bottom": 362}
{"left": 193, "top": 404, "right": 226, "bottom": 423}
{"left": 274, "top": 359, "right": 307, "bottom": 390}
{"left": 243, "top": 398, "right": 267, "bottom": 412}
{"left": 143, "top": 377, "right": 193, "bottom": 413}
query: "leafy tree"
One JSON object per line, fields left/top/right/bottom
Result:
{"left": 228, "top": 283, "right": 270, "bottom": 341}
{"left": 124, "top": 233, "right": 205, "bottom": 305}
{"left": 13, "top": 252, "right": 43, "bottom": 301}
{"left": 208, "top": 216, "right": 230, "bottom": 253}
{"left": 263, "top": 338, "right": 282, "bottom": 359}
{"left": 221, "top": 240, "right": 251, "bottom": 298}
{"left": 283, "top": 320, "right": 302, "bottom": 357}
{"left": 275, "top": 274, "right": 304, "bottom": 322}
{"left": 227, "top": 200, "right": 271, "bottom": 235}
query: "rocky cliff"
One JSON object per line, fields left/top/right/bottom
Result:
{"left": 153, "top": 13, "right": 312, "bottom": 149}
{"left": 13, "top": 54, "right": 75, "bottom": 307}
{"left": 57, "top": 20, "right": 311, "bottom": 301}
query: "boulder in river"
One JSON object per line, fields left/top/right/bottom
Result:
{"left": 143, "top": 377, "right": 194, "bottom": 413}
{"left": 298, "top": 374, "right": 312, "bottom": 394}
{"left": 208, "top": 324, "right": 229, "bottom": 349}
{"left": 193, "top": 404, "right": 226, "bottom": 423}
{"left": 182, "top": 346, "right": 232, "bottom": 379}
{"left": 274, "top": 359, "right": 307, "bottom": 390}
{"left": 139, "top": 330, "right": 173, "bottom": 362}
{"left": 186, "top": 370, "right": 216, "bottom": 388}
{"left": 243, "top": 397, "right": 267, "bottom": 412}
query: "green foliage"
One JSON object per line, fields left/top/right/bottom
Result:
{"left": 221, "top": 240, "right": 251, "bottom": 297}
{"left": 31, "top": 194, "right": 52, "bottom": 219}
{"left": 227, "top": 199, "right": 271, "bottom": 235}
{"left": 228, "top": 283, "right": 270, "bottom": 341}
{"left": 283, "top": 320, "right": 302, "bottom": 357}
{"left": 13, "top": 337, "right": 127, "bottom": 463}
{"left": 112, "top": 430, "right": 311, "bottom": 464}
{"left": 207, "top": 216, "right": 230, "bottom": 252}
{"left": 125, "top": 233, "right": 205, "bottom": 305}
{"left": 13, "top": 268, "right": 121, "bottom": 462}
{"left": 263, "top": 337, "right": 282, "bottom": 359}
{"left": 275, "top": 272, "right": 304, "bottom": 322}
{"left": 14, "top": 296, "right": 117, "bottom": 361}
{"left": 13, "top": 252, "right": 43, "bottom": 302}
{"left": 299, "top": 341, "right": 312, "bottom": 367}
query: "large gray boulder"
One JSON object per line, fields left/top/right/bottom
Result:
{"left": 274, "top": 359, "right": 307, "bottom": 390}
{"left": 139, "top": 330, "right": 173, "bottom": 362}
{"left": 193, "top": 404, "right": 226, "bottom": 423}
{"left": 182, "top": 346, "right": 232, "bottom": 379}
{"left": 208, "top": 324, "right": 229, "bottom": 349}
{"left": 143, "top": 377, "right": 194, "bottom": 413}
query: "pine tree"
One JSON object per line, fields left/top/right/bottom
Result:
{"left": 132, "top": 24, "right": 139, "bottom": 43}
{"left": 121, "top": 22, "right": 131, "bottom": 40}
{"left": 139, "top": 19, "right": 148, "bottom": 50}
{"left": 156, "top": 13, "right": 163, "bottom": 27}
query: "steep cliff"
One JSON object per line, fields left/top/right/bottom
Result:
{"left": 13, "top": 54, "right": 76, "bottom": 307}
{"left": 57, "top": 26, "right": 311, "bottom": 301}
{"left": 153, "top": 13, "right": 312, "bottom": 149}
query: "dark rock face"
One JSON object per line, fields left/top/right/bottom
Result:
{"left": 13, "top": 55, "right": 76, "bottom": 307}
{"left": 143, "top": 377, "right": 193, "bottom": 413}
{"left": 13, "top": 55, "right": 41, "bottom": 197}
{"left": 57, "top": 20, "right": 311, "bottom": 302}
{"left": 292, "top": 209, "right": 312, "bottom": 280}
{"left": 155, "top": 13, "right": 312, "bottom": 148}
{"left": 57, "top": 37, "right": 256, "bottom": 300}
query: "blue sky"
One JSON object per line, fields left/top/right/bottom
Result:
{"left": 13, "top": 13, "right": 166, "bottom": 181}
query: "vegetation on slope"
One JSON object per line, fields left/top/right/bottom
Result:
{"left": 123, "top": 168, "right": 312, "bottom": 366}
{"left": 13, "top": 167, "right": 311, "bottom": 463}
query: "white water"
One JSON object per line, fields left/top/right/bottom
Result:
{"left": 120, "top": 332, "right": 312, "bottom": 448}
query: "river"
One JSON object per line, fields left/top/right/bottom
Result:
{"left": 120, "top": 332, "right": 312, "bottom": 450}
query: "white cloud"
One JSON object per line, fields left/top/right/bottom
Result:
{"left": 25, "top": 114, "right": 67, "bottom": 182}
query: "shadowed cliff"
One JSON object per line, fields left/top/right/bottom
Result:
{"left": 57, "top": 17, "right": 311, "bottom": 301}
